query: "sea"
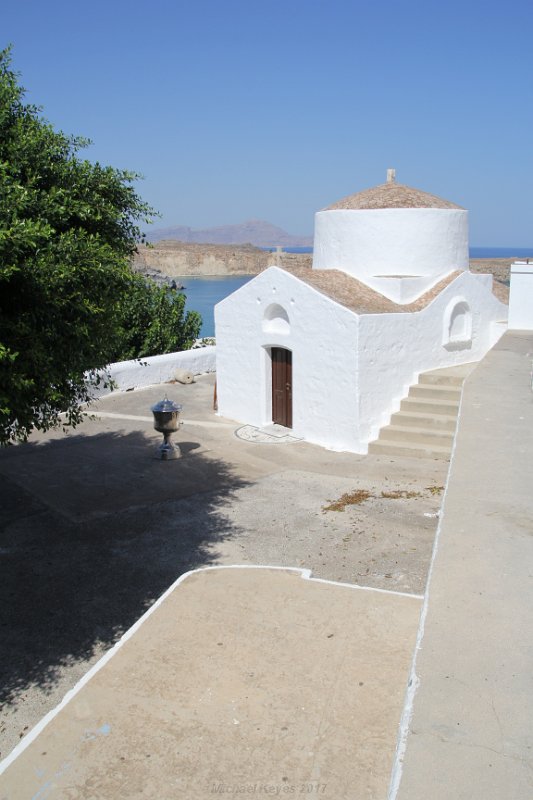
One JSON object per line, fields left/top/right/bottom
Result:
{"left": 181, "top": 276, "right": 252, "bottom": 337}
{"left": 182, "top": 246, "right": 532, "bottom": 337}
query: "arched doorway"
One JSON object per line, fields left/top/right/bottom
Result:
{"left": 271, "top": 347, "right": 292, "bottom": 428}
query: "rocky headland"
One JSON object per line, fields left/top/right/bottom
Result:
{"left": 133, "top": 240, "right": 312, "bottom": 281}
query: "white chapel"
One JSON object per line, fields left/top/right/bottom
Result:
{"left": 214, "top": 172, "right": 507, "bottom": 453}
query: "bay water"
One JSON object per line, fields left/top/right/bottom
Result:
{"left": 181, "top": 275, "right": 253, "bottom": 337}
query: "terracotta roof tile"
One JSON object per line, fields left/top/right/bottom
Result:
{"left": 279, "top": 268, "right": 461, "bottom": 314}
{"left": 324, "top": 182, "right": 463, "bottom": 211}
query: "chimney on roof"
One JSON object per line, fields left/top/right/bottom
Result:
{"left": 386, "top": 168, "right": 396, "bottom": 183}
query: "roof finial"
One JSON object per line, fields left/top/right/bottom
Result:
{"left": 387, "top": 168, "right": 396, "bottom": 184}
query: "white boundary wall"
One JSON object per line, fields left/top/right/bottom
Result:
{"left": 508, "top": 262, "right": 533, "bottom": 330}
{"left": 89, "top": 346, "right": 216, "bottom": 398}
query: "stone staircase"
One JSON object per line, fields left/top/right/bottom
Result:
{"left": 368, "top": 363, "right": 478, "bottom": 460}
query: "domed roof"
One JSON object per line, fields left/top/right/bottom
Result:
{"left": 324, "top": 177, "right": 464, "bottom": 211}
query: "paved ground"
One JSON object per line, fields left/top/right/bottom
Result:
{"left": 394, "top": 332, "right": 533, "bottom": 800}
{"left": 0, "top": 372, "right": 447, "bottom": 762}
{"left": 0, "top": 567, "right": 422, "bottom": 799}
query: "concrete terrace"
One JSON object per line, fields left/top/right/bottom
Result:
{"left": 0, "top": 568, "right": 421, "bottom": 799}
{"left": 394, "top": 331, "right": 533, "bottom": 800}
{"left": 0, "top": 331, "right": 532, "bottom": 798}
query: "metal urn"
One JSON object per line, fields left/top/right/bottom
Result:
{"left": 151, "top": 397, "right": 183, "bottom": 460}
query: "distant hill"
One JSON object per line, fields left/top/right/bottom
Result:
{"left": 146, "top": 219, "right": 313, "bottom": 248}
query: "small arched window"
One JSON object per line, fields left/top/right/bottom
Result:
{"left": 443, "top": 298, "right": 472, "bottom": 350}
{"left": 263, "top": 303, "right": 290, "bottom": 335}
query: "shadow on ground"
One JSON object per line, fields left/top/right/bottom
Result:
{"left": 0, "top": 429, "right": 250, "bottom": 707}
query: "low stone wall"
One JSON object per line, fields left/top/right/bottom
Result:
{"left": 90, "top": 346, "right": 216, "bottom": 398}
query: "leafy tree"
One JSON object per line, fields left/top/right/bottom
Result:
{"left": 116, "top": 274, "right": 202, "bottom": 360}
{"left": 0, "top": 47, "right": 200, "bottom": 445}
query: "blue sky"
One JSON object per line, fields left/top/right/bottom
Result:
{"left": 3, "top": 0, "right": 532, "bottom": 245}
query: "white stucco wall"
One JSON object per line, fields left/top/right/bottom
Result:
{"left": 215, "top": 268, "right": 507, "bottom": 454}
{"left": 88, "top": 346, "right": 216, "bottom": 398}
{"left": 356, "top": 272, "right": 508, "bottom": 445}
{"left": 313, "top": 209, "right": 469, "bottom": 285}
{"left": 215, "top": 267, "right": 361, "bottom": 452}
{"left": 508, "top": 262, "right": 533, "bottom": 330}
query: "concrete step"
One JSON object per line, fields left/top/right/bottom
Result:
{"left": 400, "top": 396, "right": 460, "bottom": 416}
{"left": 378, "top": 424, "right": 455, "bottom": 447}
{"left": 418, "top": 362, "right": 478, "bottom": 386}
{"left": 389, "top": 410, "right": 458, "bottom": 432}
{"left": 409, "top": 383, "right": 462, "bottom": 402}
{"left": 418, "top": 372, "right": 465, "bottom": 387}
{"left": 368, "top": 362, "right": 478, "bottom": 460}
{"left": 368, "top": 439, "right": 452, "bottom": 460}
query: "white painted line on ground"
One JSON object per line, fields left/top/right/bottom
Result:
{"left": 181, "top": 419, "right": 236, "bottom": 428}
{"left": 0, "top": 564, "right": 422, "bottom": 776}
{"left": 88, "top": 412, "right": 234, "bottom": 428}
{"left": 195, "top": 565, "right": 424, "bottom": 600}
{"left": 309, "top": 576, "right": 422, "bottom": 600}
{"left": 87, "top": 412, "right": 153, "bottom": 422}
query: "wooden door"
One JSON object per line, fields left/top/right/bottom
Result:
{"left": 271, "top": 347, "right": 292, "bottom": 428}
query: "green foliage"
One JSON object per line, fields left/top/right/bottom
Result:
{"left": 0, "top": 47, "right": 201, "bottom": 445}
{"left": 116, "top": 274, "right": 202, "bottom": 361}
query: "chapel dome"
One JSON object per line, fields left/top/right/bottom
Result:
{"left": 313, "top": 171, "right": 469, "bottom": 289}
{"left": 325, "top": 180, "right": 464, "bottom": 211}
